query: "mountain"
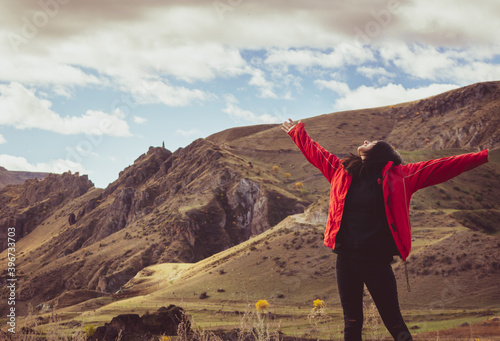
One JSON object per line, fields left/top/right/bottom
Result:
{"left": 0, "top": 166, "right": 49, "bottom": 189}
{"left": 1, "top": 142, "right": 309, "bottom": 313}
{"left": 0, "top": 81, "right": 499, "bottom": 333}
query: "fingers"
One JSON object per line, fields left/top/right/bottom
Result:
{"left": 281, "top": 118, "right": 300, "bottom": 133}
{"left": 281, "top": 119, "right": 292, "bottom": 132}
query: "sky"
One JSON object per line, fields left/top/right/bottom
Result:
{"left": 0, "top": 0, "right": 499, "bottom": 188}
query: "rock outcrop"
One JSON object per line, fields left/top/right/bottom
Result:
{"left": 90, "top": 305, "right": 188, "bottom": 341}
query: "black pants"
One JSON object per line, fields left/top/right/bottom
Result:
{"left": 336, "top": 255, "right": 412, "bottom": 341}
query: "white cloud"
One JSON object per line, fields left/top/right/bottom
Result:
{"left": 322, "top": 83, "right": 460, "bottom": 111}
{"left": 314, "top": 79, "right": 350, "bottom": 95}
{"left": 378, "top": 44, "right": 500, "bottom": 84}
{"left": 139, "top": 44, "right": 249, "bottom": 83}
{"left": 394, "top": 0, "right": 500, "bottom": 47}
{"left": 222, "top": 94, "right": 281, "bottom": 124}
{"left": 0, "top": 154, "right": 87, "bottom": 174}
{"left": 0, "top": 1, "right": 497, "bottom": 108}
{"left": 125, "top": 78, "right": 212, "bottom": 107}
{"left": 357, "top": 66, "right": 396, "bottom": 84}
{"left": 0, "top": 12, "right": 250, "bottom": 106}
{"left": 0, "top": 134, "right": 6, "bottom": 144}
{"left": 0, "top": 54, "right": 101, "bottom": 89}
{"left": 265, "top": 45, "right": 375, "bottom": 72}
{"left": 133, "top": 116, "right": 147, "bottom": 124}
{"left": 175, "top": 129, "right": 201, "bottom": 137}
{"left": 248, "top": 68, "right": 277, "bottom": 98}
{"left": 74, "top": 145, "right": 99, "bottom": 158}
{"left": 0, "top": 82, "right": 132, "bottom": 136}
{"left": 445, "top": 61, "right": 500, "bottom": 84}
{"left": 379, "top": 44, "right": 454, "bottom": 81}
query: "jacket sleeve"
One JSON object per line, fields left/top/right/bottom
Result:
{"left": 401, "top": 149, "right": 489, "bottom": 193}
{"left": 287, "top": 122, "right": 340, "bottom": 182}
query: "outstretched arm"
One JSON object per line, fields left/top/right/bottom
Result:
{"left": 402, "top": 149, "right": 489, "bottom": 192}
{"left": 282, "top": 118, "right": 340, "bottom": 182}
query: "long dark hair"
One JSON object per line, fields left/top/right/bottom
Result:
{"left": 342, "top": 141, "right": 403, "bottom": 178}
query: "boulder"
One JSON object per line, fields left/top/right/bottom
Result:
{"left": 90, "top": 305, "right": 188, "bottom": 341}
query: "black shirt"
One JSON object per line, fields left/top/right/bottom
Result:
{"left": 334, "top": 170, "right": 399, "bottom": 262}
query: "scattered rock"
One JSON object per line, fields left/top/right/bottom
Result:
{"left": 91, "top": 305, "right": 188, "bottom": 341}
{"left": 68, "top": 213, "right": 76, "bottom": 225}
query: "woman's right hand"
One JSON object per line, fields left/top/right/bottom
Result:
{"left": 281, "top": 118, "right": 301, "bottom": 133}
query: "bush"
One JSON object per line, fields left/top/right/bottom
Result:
{"left": 84, "top": 324, "right": 96, "bottom": 336}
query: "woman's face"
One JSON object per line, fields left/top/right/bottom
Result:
{"left": 357, "top": 140, "right": 377, "bottom": 159}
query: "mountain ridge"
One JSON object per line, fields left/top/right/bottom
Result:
{"left": 0, "top": 166, "right": 49, "bottom": 190}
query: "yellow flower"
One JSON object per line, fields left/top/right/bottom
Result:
{"left": 313, "top": 299, "right": 325, "bottom": 310}
{"left": 255, "top": 299, "right": 270, "bottom": 312}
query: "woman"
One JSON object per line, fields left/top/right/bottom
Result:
{"left": 281, "top": 118, "right": 489, "bottom": 341}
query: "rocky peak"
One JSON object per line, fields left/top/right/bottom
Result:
{"left": 19, "top": 171, "right": 93, "bottom": 206}
{"left": 0, "top": 171, "right": 94, "bottom": 251}
{"left": 104, "top": 146, "right": 172, "bottom": 196}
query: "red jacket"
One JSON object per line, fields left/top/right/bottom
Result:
{"left": 288, "top": 122, "right": 489, "bottom": 261}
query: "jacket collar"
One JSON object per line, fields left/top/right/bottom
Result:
{"left": 382, "top": 161, "right": 394, "bottom": 179}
